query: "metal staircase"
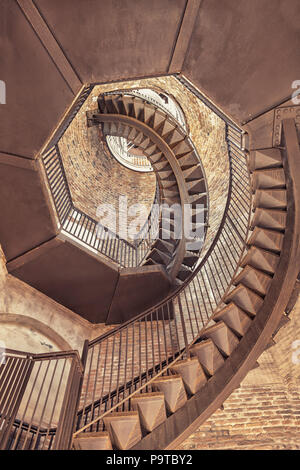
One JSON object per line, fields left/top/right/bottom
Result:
{"left": 88, "top": 92, "right": 209, "bottom": 285}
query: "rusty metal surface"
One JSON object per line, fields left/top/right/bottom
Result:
{"left": 0, "top": 0, "right": 74, "bottom": 158}
{"left": 0, "top": 156, "right": 58, "bottom": 261}
{"left": 7, "top": 235, "right": 120, "bottom": 324}
{"left": 34, "top": 0, "right": 187, "bottom": 83}
{"left": 182, "top": 0, "right": 300, "bottom": 124}
{"left": 273, "top": 105, "right": 300, "bottom": 147}
{"left": 106, "top": 265, "right": 172, "bottom": 324}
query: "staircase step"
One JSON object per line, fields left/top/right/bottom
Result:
{"left": 160, "top": 178, "right": 177, "bottom": 189}
{"left": 183, "top": 165, "right": 204, "bottom": 181}
{"left": 117, "top": 123, "right": 130, "bottom": 139}
{"left": 233, "top": 265, "right": 273, "bottom": 296}
{"left": 240, "top": 246, "right": 280, "bottom": 274}
{"left": 189, "top": 192, "right": 208, "bottom": 207}
{"left": 172, "top": 139, "right": 192, "bottom": 158}
{"left": 182, "top": 251, "right": 199, "bottom": 267}
{"left": 97, "top": 95, "right": 107, "bottom": 113}
{"left": 149, "top": 248, "right": 171, "bottom": 266}
{"left": 190, "top": 207, "right": 207, "bottom": 223}
{"left": 200, "top": 321, "right": 239, "bottom": 356}
{"left": 143, "top": 103, "right": 156, "bottom": 126}
{"left": 163, "top": 195, "right": 181, "bottom": 205}
{"left": 73, "top": 431, "right": 112, "bottom": 450}
{"left": 187, "top": 179, "right": 206, "bottom": 194}
{"left": 143, "top": 255, "right": 159, "bottom": 268}
{"left": 138, "top": 136, "right": 151, "bottom": 150}
{"left": 169, "top": 358, "right": 207, "bottom": 395}
{"left": 131, "top": 392, "right": 166, "bottom": 433}
{"left": 102, "top": 122, "right": 111, "bottom": 135}
{"left": 161, "top": 215, "right": 176, "bottom": 231}
{"left": 165, "top": 128, "right": 184, "bottom": 147}
{"left": 152, "top": 375, "right": 187, "bottom": 413}
{"left": 158, "top": 168, "right": 175, "bottom": 179}
{"left": 251, "top": 208, "right": 287, "bottom": 230}
{"left": 103, "top": 411, "right": 142, "bottom": 450}
{"left": 161, "top": 205, "right": 180, "bottom": 217}
{"left": 154, "top": 160, "right": 171, "bottom": 171}
{"left": 143, "top": 257, "right": 158, "bottom": 266}
{"left": 252, "top": 168, "right": 286, "bottom": 191}
{"left": 121, "top": 95, "right": 135, "bottom": 117}
{"left": 224, "top": 285, "right": 264, "bottom": 316}
{"left": 133, "top": 131, "right": 147, "bottom": 146}
{"left": 132, "top": 99, "right": 145, "bottom": 121}
{"left": 145, "top": 143, "right": 160, "bottom": 156}
{"left": 104, "top": 95, "right": 119, "bottom": 114}
{"left": 163, "top": 187, "right": 180, "bottom": 198}
{"left": 148, "top": 151, "right": 165, "bottom": 164}
{"left": 212, "top": 302, "right": 252, "bottom": 336}
{"left": 247, "top": 226, "right": 284, "bottom": 253}
{"left": 152, "top": 239, "right": 175, "bottom": 256}
{"left": 249, "top": 148, "right": 283, "bottom": 171}
{"left": 177, "top": 150, "right": 199, "bottom": 168}
{"left": 157, "top": 119, "right": 176, "bottom": 138}
{"left": 114, "top": 95, "right": 128, "bottom": 115}
{"left": 104, "top": 96, "right": 120, "bottom": 114}
{"left": 190, "top": 339, "right": 225, "bottom": 376}
{"left": 176, "top": 265, "right": 191, "bottom": 282}
{"left": 127, "top": 126, "right": 139, "bottom": 141}
{"left": 186, "top": 239, "right": 204, "bottom": 251}
{"left": 253, "top": 189, "right": 287, "bottom": 210}
{"left": 153, "top": 111, "right": 167, "bottom": 131}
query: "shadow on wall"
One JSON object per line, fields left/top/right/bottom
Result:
{"left": 0, "top": 314, "right": 72, "bottom": 353}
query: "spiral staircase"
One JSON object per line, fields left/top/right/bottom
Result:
{"left": 0, "top": 0, "right": 300, "bottom": 452}
{"left": 88, "top": 91, "right": 208, "bottom": 284}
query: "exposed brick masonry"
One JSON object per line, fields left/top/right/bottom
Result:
{"left": 179, "top": 297, "right": 300, "bottom": 450}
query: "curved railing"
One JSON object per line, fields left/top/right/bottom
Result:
{"left": 0, "top": 348, "right": 83, "bottom": 450}
{"left": 42, "top": 86, "right": 208, "bottom": 279}
{"left": 2, "top": 117, "right": 300, "bottom": 451}
{"left": 74, "top": 123, "right": 252, "bottom": 434}
{"left": 106, "top": 135, "right": 153, "bottom": 172}
{"left": 42, "top": 145, "right": 160, "bottom": 268}
{"left": 94, "top": 91, "right": 210, "bottom": 282}
{"left": 105, "top": 87, "right": 188, "bottom": 131}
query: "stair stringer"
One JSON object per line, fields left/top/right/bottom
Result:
{"left": 88, "top": 93, "right": 209, "bottom": 285}
{"left": 130, "top": 119, "right": 300, "bottom": 450}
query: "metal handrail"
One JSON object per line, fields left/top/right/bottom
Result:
{"left": 0, "top": 349, "right": 83, "bottom": 450}
{"left": 42, "top": 145, "right": 161, "bottom": 268}
{"left": 74, "top": 124, "right": 252, "bottom": 434}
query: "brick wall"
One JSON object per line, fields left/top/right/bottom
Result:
{"left": 179, "top": 385, "right": 300, "bottom": 450}
{"left": 58, "top": 76, "right": 229, "bottom": 245}
{"left": 179, "top": 296, "right": 300, "bottom": 450}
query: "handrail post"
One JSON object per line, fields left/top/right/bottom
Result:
{"left": 68, "top": 340, "right": 89, "bottom": 443}
{"left": 177, "top": 295, "right": 190, "bottom": 359}
{"left": 81, "top": 339, "right": 89, "bottom": 369}
{"left": 54, "top": 345, "right": 88, "bottom": 450}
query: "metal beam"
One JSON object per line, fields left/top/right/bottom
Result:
{"left": 17, "top": 0, "right": 82, "bottom": 95}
